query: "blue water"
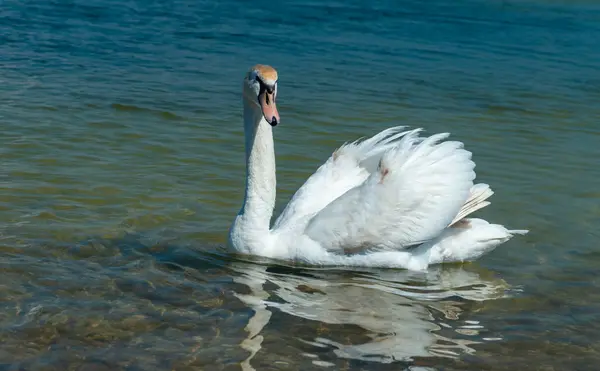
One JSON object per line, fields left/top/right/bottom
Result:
{"left": 2, "top": 0, "right": 600, "bottom": 369}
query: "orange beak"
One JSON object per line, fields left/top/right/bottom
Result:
{"left": 259, "top": 90, "right": 279, "bottom": 126}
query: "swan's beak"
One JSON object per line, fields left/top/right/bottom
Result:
{"left": 259, "top": 90, "right": 279, "bottom": 127}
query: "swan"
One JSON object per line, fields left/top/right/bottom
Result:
{"left": 228, "top": 64, "right": 528, "bottom": 271}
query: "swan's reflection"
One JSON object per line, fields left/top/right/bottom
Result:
{"left": 230, "top": 260, "right": 512, "bottom": 369}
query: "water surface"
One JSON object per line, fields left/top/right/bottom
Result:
{"left": 2, "top": 0, "right": 600, "bottom": 369}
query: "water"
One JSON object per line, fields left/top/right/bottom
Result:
{"left": 2, "top": 0, "right": 600, "bottom": 369}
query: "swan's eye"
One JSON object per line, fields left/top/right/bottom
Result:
{"left": 256, "top": 76, "right": 276, "bottom": 94}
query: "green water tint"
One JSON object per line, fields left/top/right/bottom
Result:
{"left": 2, "top": 0, "right": 600, "bottom": 368}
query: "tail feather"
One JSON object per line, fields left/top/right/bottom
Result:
{"left": 449, "top": 183, "right": 494, "bottom": 226}
{"left": 422, "top": 218, "right": 529, "bottom": 265}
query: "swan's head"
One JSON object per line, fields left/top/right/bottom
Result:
{"left": 243, "top": 64, "right": 279, "bottom": 127}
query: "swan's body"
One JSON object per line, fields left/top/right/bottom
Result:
{"left": 228, "top": 64, "right": 528, "bottom": 270}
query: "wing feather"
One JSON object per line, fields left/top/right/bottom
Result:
{"left": 304, "top": 130, "right": 476, "bottom": 252}
{"left": 272, "top": 126, "right": 412, "bottom": 233}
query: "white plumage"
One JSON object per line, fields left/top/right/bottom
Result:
{"left": 228, "top": 64, "right": 528, "bottom": 270}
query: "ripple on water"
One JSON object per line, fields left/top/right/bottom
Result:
{"left": 2, "top": 0, "right": 600, "bottom": 369}
{"left": 111, "top": 103, "right": 185, "bottom": 121}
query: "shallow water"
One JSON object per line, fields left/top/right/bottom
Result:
{"left": 2, "top": 0, "right": 600, "bottom": 369}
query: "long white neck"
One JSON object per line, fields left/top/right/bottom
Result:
{"left": 233, "top": 99, "right": 277, "bottom": 238}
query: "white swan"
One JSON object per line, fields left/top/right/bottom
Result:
{"left": 228, "top": 64, "right": 528, "bottom": 271}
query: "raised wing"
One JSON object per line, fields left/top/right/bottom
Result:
{"left": 303, "top": 130, "right": 477, "bottom": 253}
{"left": 272, "top": 126, "right": 413, "bottom": 234}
